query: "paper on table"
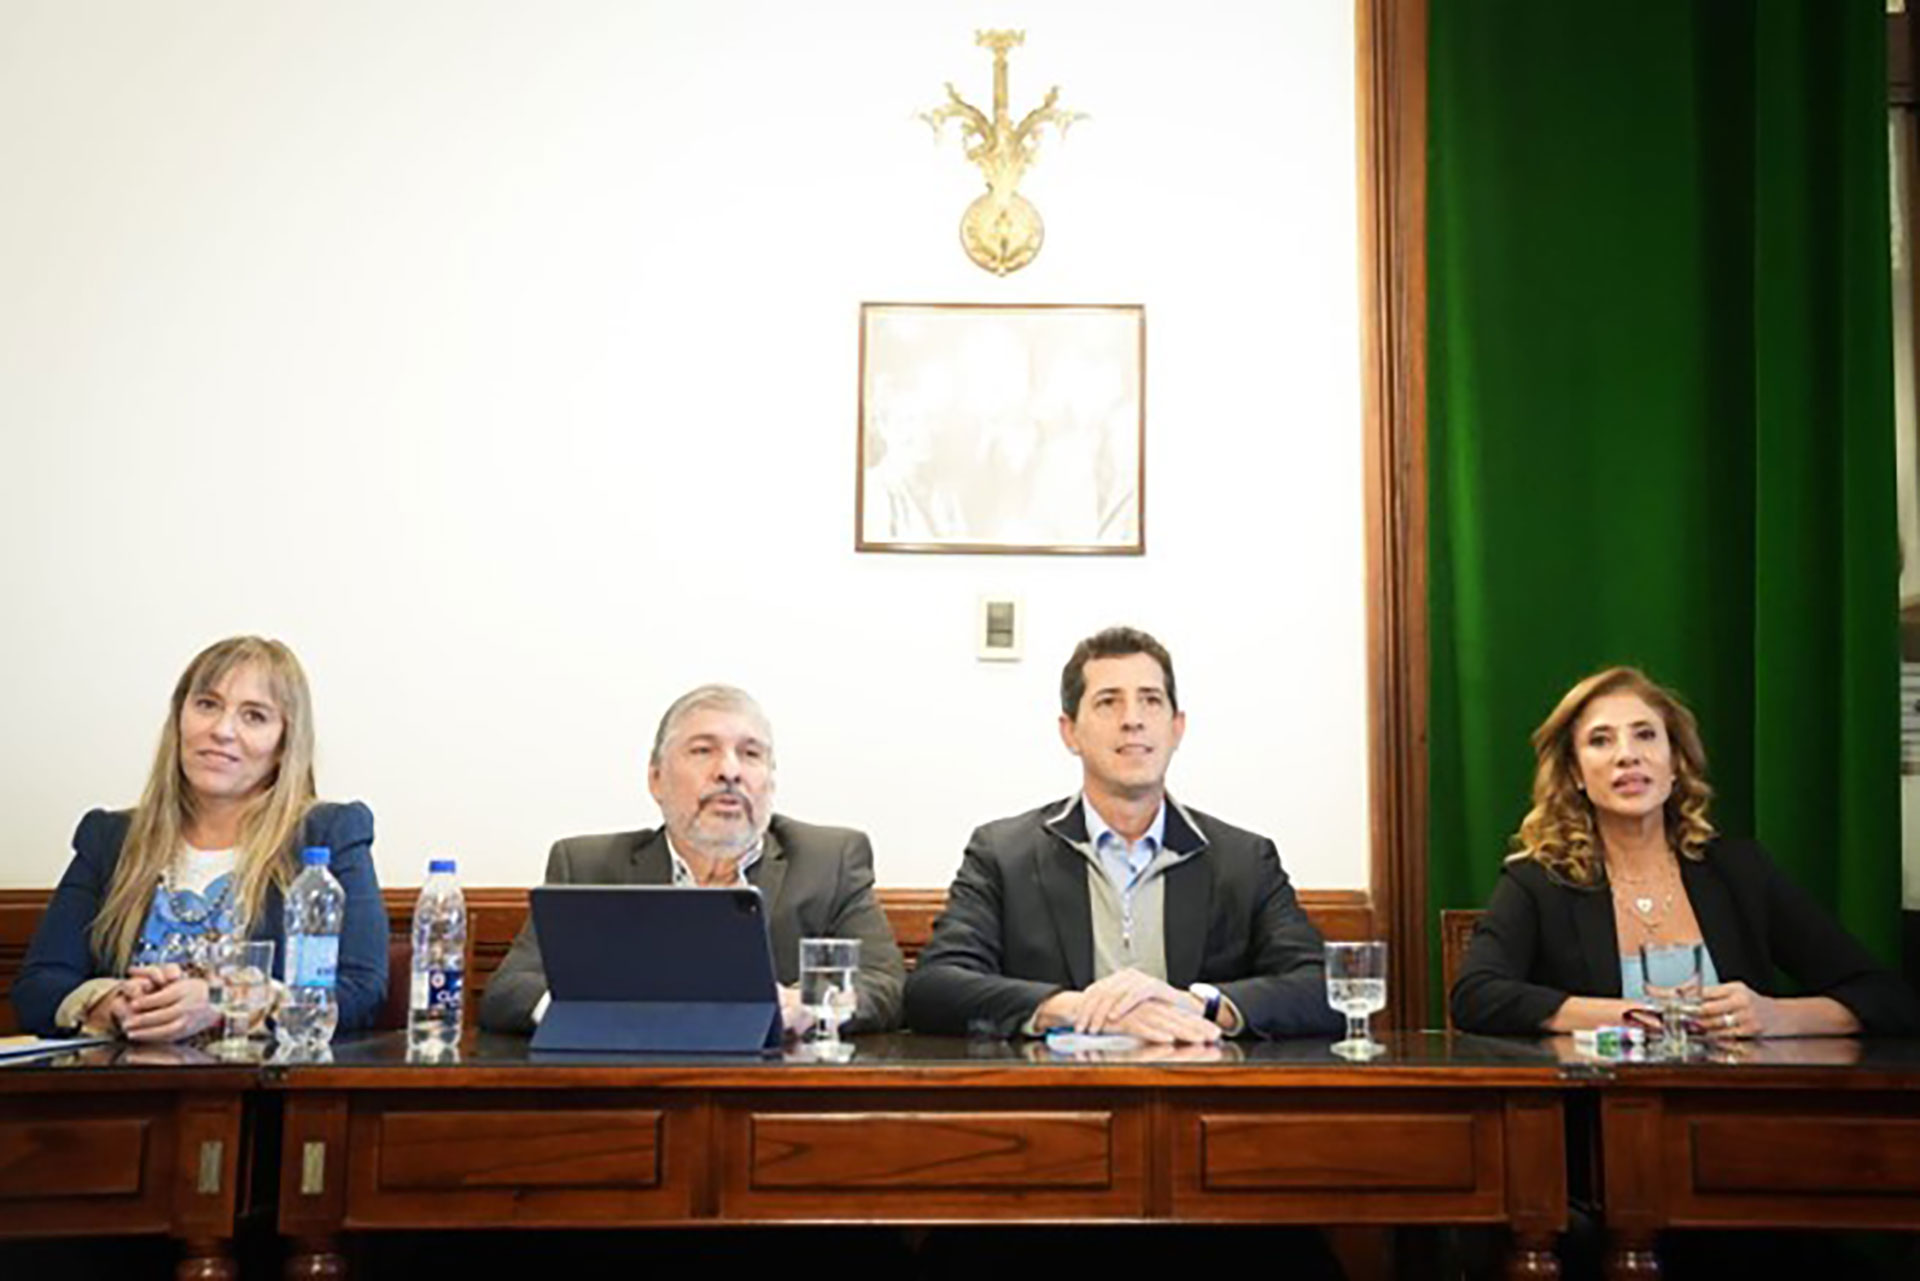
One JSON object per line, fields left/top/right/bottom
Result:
{"left": 1043, "top": 1030, "right": 1143, "bottom": 1054}
{"left": 0, "top": 1034, "right": 110, "bottom": 1063}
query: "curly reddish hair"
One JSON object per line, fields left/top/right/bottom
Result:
{"left": 1511, "top": 667, "right": 1716, "bottom": 885}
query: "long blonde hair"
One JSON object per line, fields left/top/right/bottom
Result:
{"left": 92, "top": 637, "right": 318, "bottom": 970}
{"left": 1512, "top": 666, "right": 1717, "bottom": 886}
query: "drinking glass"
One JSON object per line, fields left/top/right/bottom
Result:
{"left": 1639, "top": 943, "right": 1705, "bottom": 1058}
{"left": 1325, "top": 940, "right": 1388, "bottom": 1060}
{"left": 799, "top": 937, "right": 860, "bottom": 1060}
{"left": 208, "top": 939, "right": 275, "bottom": 1054}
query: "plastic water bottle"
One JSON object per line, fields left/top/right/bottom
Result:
{"left": 408, "top": 858, "right": 466, "bottom": 1050}
{"left": 279, "top": 846, "right": 343, "bottom": 1048}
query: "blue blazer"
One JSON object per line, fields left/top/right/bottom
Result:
{"left": 13, "top": 801, "right": 390, "bottom": 1036}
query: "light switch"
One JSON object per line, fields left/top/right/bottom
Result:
{"left": 978, "top": 596, "right": 1022, "bottom": 661}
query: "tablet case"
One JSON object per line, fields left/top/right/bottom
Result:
{"left": 528, "top": 885, "right": 782, "bottom": 1054}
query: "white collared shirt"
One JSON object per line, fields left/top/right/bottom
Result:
{"left": 665, "top": 834, "right": 763, "bottom": 887}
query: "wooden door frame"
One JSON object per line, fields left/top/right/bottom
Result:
{"left": 1356, "top": 0, "right": 1430, "bottom": 1031}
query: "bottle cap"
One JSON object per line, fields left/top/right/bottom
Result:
{"left": 301, "top": 846, "right": 331, "bottom": 866}
{"left": 428, "top": 858, "right": 456, "bottom": 874}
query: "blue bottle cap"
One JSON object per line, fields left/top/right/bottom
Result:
{"left": 428, "top": 858, "right": 456, "bottom": 874}
{"left": 301, "top": 846, "right": 331, "bottom": 865}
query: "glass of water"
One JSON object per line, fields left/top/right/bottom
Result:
{"left": 208, "top": 938, "right": 275, "bottom": 1055}
{"left": 1639, "top": 942, "right": 1705, "bottom": 1058}
{"left": 1326, "top": 940, "right": 1388, "bottom": 1060}
{"left": 799, "top": 937, "right": 860, "bottom": 1059}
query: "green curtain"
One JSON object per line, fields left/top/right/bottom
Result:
{"left": 1428, "top": 1, "right": 1899, "bottom": 1013}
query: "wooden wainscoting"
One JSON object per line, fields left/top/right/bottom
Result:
{"left": 390, "top": 886, "right": 1377, "bottom": 996}
{"left": 0, "top": 887, "right": 1376, "bottom": 1036}
{"left": 0, "top": 891, "right": 35, "bottom": 1037}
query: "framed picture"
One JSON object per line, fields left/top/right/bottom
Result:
{"left": 856, "top": 302, "right": 1145, "bottom": 554}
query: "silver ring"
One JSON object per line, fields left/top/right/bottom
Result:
{"left": 1722, "top": 1013, "right": 1735, "bottom": 1029}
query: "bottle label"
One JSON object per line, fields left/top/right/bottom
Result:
{"left": 287, "top": 935, "right": 339, "bottom": 989}
{"left": 410, "top": 966, "right": 463, "bottom": 1014}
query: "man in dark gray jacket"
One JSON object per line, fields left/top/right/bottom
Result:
{"left": 480, "top": 685, "right": 904, "bottom": 1036}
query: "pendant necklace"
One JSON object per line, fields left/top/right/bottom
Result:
{"left": 1610, "top": 861, "right": 1676, "bottom": 936}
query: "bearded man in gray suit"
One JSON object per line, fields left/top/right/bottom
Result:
{"left": 479, "top": 685, "right": 905, "bottom": 1036}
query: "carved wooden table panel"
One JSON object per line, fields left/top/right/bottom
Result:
{"left": 268, "top": 1031, "right": 1572, "bottom": 1279}
{"left": 0, "top": 1047, "right": 255, "bottom": 1280}
{"left": 1597, "top": 1040, "right": 1920, "bottom": 1280}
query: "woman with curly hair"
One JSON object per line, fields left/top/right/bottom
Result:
{"left": 1450, "top": 667, "right": 1917, "bottom": 1037}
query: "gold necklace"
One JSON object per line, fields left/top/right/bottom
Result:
{"left": 1609, "top": 860, "right": 1678, "bottom": 935}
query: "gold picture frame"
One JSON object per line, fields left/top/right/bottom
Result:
{"left": 856, "top": 302, "right": 1146, "bottom": 554}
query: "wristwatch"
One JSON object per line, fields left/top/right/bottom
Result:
{"left": 1189, "top": 981, "right": 1223, "bottom": 1024}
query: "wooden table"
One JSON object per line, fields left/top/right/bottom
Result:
{"left": 1593, "top": 1037, "right": 1920, "bottom": 1279}
{"left": 0, "top": 1042, "right": 259, "bottom": 1280}
{"left": 18, "top": 1031, "right": 1912, "bottom": 1280}
{"left": 267, "top": 1030, "right": 1573, "bottom": 1279}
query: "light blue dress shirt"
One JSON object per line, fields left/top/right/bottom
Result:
{"left": 1620, "top": 945, "right": 1722, "bottom": 1001}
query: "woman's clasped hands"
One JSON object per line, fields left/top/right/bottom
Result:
{"left": 89, "top": 963, "right": 222, "bottom": 1042}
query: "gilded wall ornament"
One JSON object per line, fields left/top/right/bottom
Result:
{"left": 920, "top": 31, "right": 1085, "bottom": 276}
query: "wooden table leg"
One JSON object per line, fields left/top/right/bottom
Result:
{"left": 177, "top": 1237, "right": 237, "bottom": 1281}
{"left": 280, "top": 1095, "right": 350, "bottom": 1280}
{"left": 1599, "top": 1092, "right": 1664, "bottom": 1281}
{"left": 173, "top": 1095, "right": 243, "bottom": 1281}
{"left": 1504, "top": 1094, "right": 1567, "bottom": 1280}
{"left": 1507, "top": 1230, "right": 1562, "bottom": 1279}
{"left": 1605, "top": 1230, "right": 1659, "bottom": 1280}
{"left": 285, "top": 1234, "right": 346, "bottom": 1280}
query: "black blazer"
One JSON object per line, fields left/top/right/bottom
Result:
{"left": 1450, "top": 837, "right": 1919, "bottom": 1035}
{"left": 904, "top": 796, "right": 1343, "bottom": 1039}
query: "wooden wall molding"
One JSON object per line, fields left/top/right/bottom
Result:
{"left": 1357, "top": 0, "right": 1432, "bottom": 1032}
{"left": 374, "top": 887, "right": 1376, "bottom": 995}
{"left": 0, "top": 891, "right": 34, "bottom": 1037}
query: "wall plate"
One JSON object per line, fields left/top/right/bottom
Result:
{"left": 978, "top": 596, "right": 1023, "bottom": 661}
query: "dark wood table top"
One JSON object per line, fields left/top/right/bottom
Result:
{"left": 1597, "top": 1035, "right": 1920, "bottom": 1088}
{"left": 0, "top": 1040, "right": 258, "bottom": 1093}
{"left": 8, "top": 1030, "right": 1918, "bottom": 1090}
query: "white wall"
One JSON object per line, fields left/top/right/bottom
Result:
{"left": 0, "top": 1, "right": 1371, "bottom": 892}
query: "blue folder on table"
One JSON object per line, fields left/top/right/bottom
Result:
{"left": 529, "top": 885, "right": 783, "bottom": 1054}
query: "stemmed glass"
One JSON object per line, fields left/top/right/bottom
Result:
{"left": 799, "top": 938, "right": 860, "bottom": 1062}
{"left": 207, "top": 938, "right": 275, "bottom": 1058}
{"left": 1639, "top": 942, "right": 1705, "bottom": 1058}
{"left": 1325, "top": 940, "right": 1388, "bottom": 1060}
